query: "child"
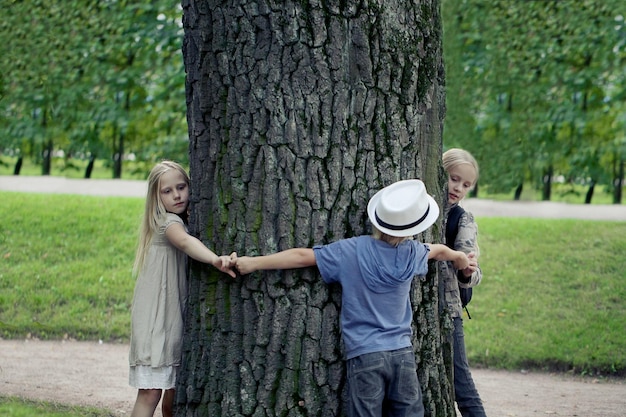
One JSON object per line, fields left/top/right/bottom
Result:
{"left": 441, "top": 148, "right": 486, "bottom": 417}
{"left": 128, "top": 160, "right": 235, "bottom": 417}
{"left": 234, "top": 179, "right": 470, "bottom": 417}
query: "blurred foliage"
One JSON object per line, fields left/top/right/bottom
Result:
{"left": 0, "top": 0, "right": 188, "bottom": 178}
{"left": 0, "top": 1, "right": 624, "bottom": 200}
{"left": 443, "top": 0, "right": 626, "bottom": 203}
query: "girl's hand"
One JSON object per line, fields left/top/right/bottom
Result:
{"left": 462, "top": 252, "right": 478, "bottom": 277}
{"left": 214, "top": 252, "right": 237, "bottom": 278}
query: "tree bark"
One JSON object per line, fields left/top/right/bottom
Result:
{"left": 179, "top": 1, "right": 451, "bottom": 416}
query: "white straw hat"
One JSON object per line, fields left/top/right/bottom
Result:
{"left": 367, "top": 179, "right": 440, "bottom": 237}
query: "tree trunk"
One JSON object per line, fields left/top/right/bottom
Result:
{"left": 84, "top": 155, "right": 96, "bottom": 179}
{"left": 584, "top": 180, "right": 595, "bottom": 205}
{"left": 178, "top": 1, "right": 451, "bottom": 416}
{"left": 42, "top": 139, "right": 52, "bottom": 176}
{"left": 41, "top": 109, "right": 52, "bottom": 176}
{"left": 614, "top": 157, "right": 623, "bottom": 205}
{"left": 514, "top": 183, "right": 523, "bottom": 201}
{"left": 112, "top": 124, "right": 123, "bottom": 179}
{"left": 13, "top": 157, "right": 23, "bottom": 175}
{"left": 542, "top": 165, "right": 552, "bottom": 201}
{"left": 113, "top": 137, "right": 123, "bottom": 179}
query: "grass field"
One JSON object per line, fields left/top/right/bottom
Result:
{"left": 1, "top": 191, "right": 625, "bottom": 378}
{"left": 466, "top": 217, "right": 626, "bottom": 376}
{"left": 0, "top": 396, "right": 115, "bottom": 417}
{"left": 0, "top": 193, "right": 141, "bottom": 341}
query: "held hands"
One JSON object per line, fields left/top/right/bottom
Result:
{"left": 461, "top": 252, "right": 478, "bottom": 277}
{"left": 231, "top": 254, "right": 257, "bottom": 275}
{"left": 212, "top": 252, "right": 259, "bottom": 277}
{"left": 214, "top": 252, "right": 238, "bottom": 278}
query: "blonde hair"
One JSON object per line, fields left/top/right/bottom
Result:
{"left": 372, "top": 226, "right": 410, "bottom": 247}
{"left": 133, "top": 160, "right": 190, "bottom": 276}
{"left": 442, "top": 148, "right": 479, "bottom": 186}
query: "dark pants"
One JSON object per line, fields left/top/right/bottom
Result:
{"left": 346, "top": 347, "right": 424, "bottom": 417}
{"left": 454, "top": 317, "right": 487, "bottom": 417}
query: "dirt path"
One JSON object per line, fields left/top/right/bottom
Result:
{"left": 1, "top": 339, "right": 625, "bottom": 417}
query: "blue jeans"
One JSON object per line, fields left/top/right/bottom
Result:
{"left": 346, "top": 347, "right": 424, "bottom": 417}
{"left": 454, "top": 317, "right": 487, "bottom": 417}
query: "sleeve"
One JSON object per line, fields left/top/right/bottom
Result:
{"left": 159, "top": 213, "right": 185, "bottom": 234}
{"left": 456, "top": 211, "right": 482, "bottom": 288}
{"left": 313, "top": 241, "right": 343, "bottom": 285}
{"left": 412, "top": 241, "right": 431, "bottom": 276}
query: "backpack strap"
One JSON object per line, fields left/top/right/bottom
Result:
{"left": 445, "top": 205, "right": 472, "bottom": 319}
{"left": 445, "top": 205, "right": 465, "bottom": 249}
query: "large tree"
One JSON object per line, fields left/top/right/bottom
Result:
{"left": 178, "top": 1, "right": 452, "bottom": 416}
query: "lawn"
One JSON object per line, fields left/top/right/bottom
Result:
{"left": 0, "top": 397, "right": 116, "bottom": 417}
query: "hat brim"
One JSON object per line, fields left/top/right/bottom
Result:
{"left": 367, "top": 189, "right": 440, "bottom": 237}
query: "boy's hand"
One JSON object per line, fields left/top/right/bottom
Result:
{"left": 234, "top": 256, "right": 257, "bottom": 275}
{"left": 453, "top": 251, "right": 470, "bottom": 270}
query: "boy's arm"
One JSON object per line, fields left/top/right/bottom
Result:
{"left": 426, "top": 243, "right": 470, "bottom": 270}
{"left": 235, "top": 248, "right": 316, "bottom": 275}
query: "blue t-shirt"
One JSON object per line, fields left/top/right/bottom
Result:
{"left": 313, "top": 236, "right": 430, "bottom": 359}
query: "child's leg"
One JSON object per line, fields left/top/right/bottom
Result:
{"left": 453, "top": 317, "right": 486, "bottom": 417}
{"left": 161, "top": 388, "right": 175, "bottom": 417}
{"left": 346, "top": 352, "right": 386, "bottom": 416}
{"left": 130, "top": 388, "right": 162, "bottom": 417}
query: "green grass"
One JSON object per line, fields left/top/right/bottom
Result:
{"left": 465, "top": 217, "right": 626, "bottom": 376}
{"left": 0, "top": 192, "right": 142, "bottom": 341}
{"left": 1, "top": 191, "right": 625, "bottom": 379}
{"left": 0, "top": 397, "right": 116, "bottom": 417}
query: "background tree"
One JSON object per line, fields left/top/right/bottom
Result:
{"left": 178, "top": 1, "right": 454, "bottom": 416}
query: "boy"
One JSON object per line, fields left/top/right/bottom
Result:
{"left": 234, "top": 179, "right": 471, "bottom": 417}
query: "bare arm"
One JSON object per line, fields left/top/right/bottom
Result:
{"left": 426, "top": 243, "right": 470, "bottom": 270}
{"left": 165, "top": 222, "right": 236, "bottom": 278}
{"left": 234, "top": 248, "right": 316, "bottom": 275}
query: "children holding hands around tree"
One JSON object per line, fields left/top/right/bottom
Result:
{"left": 234, "top": 179, "right": 471, "bottom": 417}
{"left": 129, "top": 161, "right": 235, "bottom": 417}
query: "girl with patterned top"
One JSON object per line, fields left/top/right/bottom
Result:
{"left": 442, "top": 148, "right": 486, "bottom": 417}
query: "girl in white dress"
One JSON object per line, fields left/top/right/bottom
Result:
{"left": 129, "top": 161, "right": 235, "bottom": 417}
